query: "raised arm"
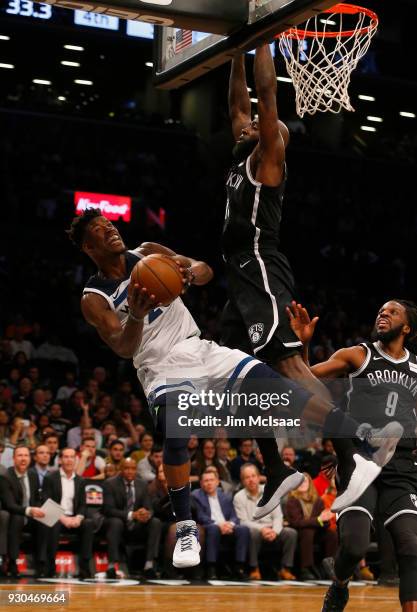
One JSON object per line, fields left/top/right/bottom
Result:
{"left": 229, "top": 54, "right": 252, "bottom": 142}
{"left": 138, "top": 242, "right": 214, "bottom": 286}
{"left": 254, "top": 43, "right": 286, "bottom": 186}
{"left": 287, "top": 301, "right": 366, "bottom": 378}
{"left": 81, "top": 287, "right": 157, "bottom": 360}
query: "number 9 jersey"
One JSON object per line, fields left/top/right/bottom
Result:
{"left": 347, "top": 342, "right": 417, "bottom": 447}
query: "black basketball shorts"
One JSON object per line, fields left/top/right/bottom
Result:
{"left": 337, "top": 449, "right": 417, "bottom": 527}
{"left": 221, "top": 250, "right": 302, "bottom": 363}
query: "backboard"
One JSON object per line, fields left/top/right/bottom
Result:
{"left": 154, "top": 0, "right": 337, "bottom": 89}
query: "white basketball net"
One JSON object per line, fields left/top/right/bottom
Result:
{"left": 278, "top": 5, "right": 378, "bottom": 117}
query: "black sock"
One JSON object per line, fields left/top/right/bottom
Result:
{"left": 324, "top": 408, "right": 360, "bottom": 439}
{"left": 168, "top": 484, "right": 192, "bottom": 522}
{"left": 256, "top": 437, "right": 289, "bottom": 479}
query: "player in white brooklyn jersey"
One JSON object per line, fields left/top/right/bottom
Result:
{"left": 68, "top": 209, "right": 399, "bottom": 572}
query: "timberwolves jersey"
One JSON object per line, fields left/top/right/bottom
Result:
{"left": 222, "top": 156, "right": 286, "bottom": 258}
{"left": 347, "top": 342, "right": 417, "bottom": 444}
{"left": 83, "top": 248, "right": 200, "bottom": 386}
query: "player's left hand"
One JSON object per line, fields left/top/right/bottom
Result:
{"left": 173, "top": 259, "right": 195, "bottom": 293}
{"left": 286, "top": 301, "right": 319, "bottom": 344}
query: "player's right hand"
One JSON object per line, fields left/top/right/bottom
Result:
{"left": 128, "top": 283, "right": 160, "bottom": 320}
{"left": 286, "top": 301, "right": 319, "bottom": 344}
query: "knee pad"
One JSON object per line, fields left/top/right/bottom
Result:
{"left": 163, "top": 436, "right": 189, "bottom": 466}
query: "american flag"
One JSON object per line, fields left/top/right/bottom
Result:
{"left": 175, "top": 29, "right": 193, "bottom": 53}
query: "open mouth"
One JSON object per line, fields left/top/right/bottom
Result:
{"left": 107, "top": 233, "right": 121, "bottom": 246}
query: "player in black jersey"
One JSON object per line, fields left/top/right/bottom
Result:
{"left": 288, "top": 300, "right": 417, "bottom": 611}
{"left": 220, "top": 44, "right": 395, "bottom": 521}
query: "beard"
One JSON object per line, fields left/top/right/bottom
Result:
{"left": 373, "top": 323, "right": 404, "bottom": 344}
{"left": 232, "top": 138, "right": 258, "bottom": 162}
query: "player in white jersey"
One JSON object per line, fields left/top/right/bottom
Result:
{"left": 68, "top": 209, "right": 399, "bottom": 571}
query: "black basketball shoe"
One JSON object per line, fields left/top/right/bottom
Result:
{"left": 322, "top": 582, "right": 349, "bottom": 612}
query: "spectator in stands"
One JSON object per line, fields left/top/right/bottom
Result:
{"left": 27, "top": 366, "right": 42, "bottom": 390}
{"left": 233, "top": 463, "right": 298, "bottom": 581}
{"left": 76, "top": 437, "right": 105, "bottom": 480}
{"left": 48, "top": 403, "right": 71, "bottom": 440}
{"left": 92, "top": 366, "right": 109, "bottom": 391}
{"left": 130, "top": 431, "right": 154, "bottom": 463}
{"left": 65, "top": 390, "right": 86, "bottom": 425}
{"left": 215, "top": 438, "right": 232, "bottom": 471}
{"left": 56, "top": 371, "right": 78, "bottom": 401}
{"left": 67, "top": 401, "right": 102, "bottom": 449}
{"left": 191, "top": 439, "right": 231, "bottom": 486}
{"left": 43, "top": 447, "right": 94, "bottom": 579}
{"left": 0, "top": 410, "right": 9, "bottom": 444}
{"left": 30, "top": 444, "right": 51, "bottom": 488}
{"left": 10, "top": 399, "right": 29, "bottom": 420}
{"left": 44, "top": 433, "right": 60, "bottom": 469}
{"left": 105, "top": 439, "right": 125, "bottom": 473}
{"left": 13, "top": 377, "right": 33, "bottom": 403}
{"left": 229, "top": 439, "right": 261, "bottom": 483}
{"left": 112, "top": 380, "right": 133, "bottom": 412}
{"left": 137, "top": 444, "right": 163, "bottom": 483}
{"left": 0, "top": 446, "right": 46, "bottom": 577}
{"left": 84, "top": 378, "right": 100, "bottom": 407}
{"left": 103, "top": 457, "right": 161, "bottom": 579}
{"left": 192, "top": 469, "right": 249, "bottom": 580}
{"left": 203, "top": 465, "right": 234, "bottom": 496}
{"left": 104, "top": 463, "right": 117, "bottom": 479}
{"left": 285, "top": 473, "right": 338, "bottom": 580}
{"left": 281, "top": 446, "right": 299, "bottom": 469}
{"left": 187, "top": 434, "right": 199, "bottom": 462}
{"left": 6, "top": 417, "right": 37, "bottom": 451}
{"left": 128, "top": 396, "right": 151, "bottom": 429}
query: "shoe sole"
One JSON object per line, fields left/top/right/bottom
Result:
{"left": 331, "top": 454, "right": 381, "bottom": 513}
{"left": 172, "top": 544, "right": 201, "bottom": 569}
{"left": 253, "top": 471, "right": 305, "bottom": 520}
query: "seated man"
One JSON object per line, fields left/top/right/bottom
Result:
{"left": 42, "top": 447, "right": 94, "bottom": 579}
{"left": 76, "top": 436, "right": 105, "bottom": 480}
{"left": 103, "top": 457, "right": 162, "bottom": 579}
{"left": 192, "top": 469, "right": 249, "bottom": 580}
{"left": 30, "top": 444, "right": 51, "bottom": 489}
{"left": 104, "top": 439, "right": 125, "bottom": 473}
{"left": 0, "top": 446, "right": 46, "bottom": 577}
{"left": 137, "top": 444, "right": 163, "bottom": 483}
{"left": 233, "top": 463, "right": 297, "bottom": 580}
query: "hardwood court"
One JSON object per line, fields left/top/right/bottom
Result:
{"left": 0, "top": 584, "right": 401, "bottom": 612}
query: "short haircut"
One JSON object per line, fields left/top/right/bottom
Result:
{"left": 150, "top": 444, "right": 163, "bottom": 455}
{"left": 109, "top": 439, "right": 124, "bottom": 450}
{"left": 240, "top": 462, "right": 259, "bottom": 477}
{"left": 82, "top": 436, "right": 96, "bottom": 444}
{"left": 13, "top": 444, "right": 30, "bottom": 456}
{"left": 44, "top": 433, "right": 59, "bottom": 442}
{"left": 59, "top": 447, "right": 76, "bottom": 458}
{"left": 67, "top": 208, "right": 102, "bottom": 249}
{"left": 201, "top": 467, "right": 219, "bottom": 479}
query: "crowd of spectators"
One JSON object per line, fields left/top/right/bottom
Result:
{"left": 1, "top": 102, "right": 413, "bottom": 582}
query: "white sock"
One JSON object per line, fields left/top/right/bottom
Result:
{"left": 144, "top": 561, "right": 154, "bottom": 570}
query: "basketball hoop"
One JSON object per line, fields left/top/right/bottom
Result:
{"left": 277, "top": 4, "right": 379, "bottom": 117}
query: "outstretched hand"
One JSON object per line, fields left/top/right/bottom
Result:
{"left": 286, "top": 301, "right": 319, "bottom": 344}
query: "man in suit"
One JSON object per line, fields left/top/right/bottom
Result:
{"left": 192, "top": 469, "right": 250, "bottom": 580}
{"left": 30, "top": 444, "right": 51, "bottom": 491}
{"left": 0, "top": 445, "right": 46, "bottom": 577}
{"left": 42, "top": 447, "right": 94, "bottom": 579}
{"left": 103, "top": 457, "right": 161, "bottom": 579}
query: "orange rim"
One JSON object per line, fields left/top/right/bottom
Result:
{"left": 278, "top": 3, "right": 379, "bottom": 39}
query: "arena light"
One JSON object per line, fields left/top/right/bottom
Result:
{"left": 247, "top": 87, "right": 252, "bottom": 92}
{"left": 61, "top": 61, "right": 80, "bottom": 67}
{"left": 58, "top": 96, "right": 66, "bottom": 101}
{"left": 145, "top": 61, "right": 153, "bottom": 67}
{"left": 367, "top": 116, "right": 383, "bottom": 123}
{"left": 361, "top": 125, "right": 377, "bottom": 132}
{"left": 0, "top": 35, "right": 10, "bottom": 41}
{"left": 75, "top": 191, "right": 132, "bottom": 222}
{"left": 250, "top": 97, "right": 258, "bottom": 103}
{"left": 277, "top": 76, "right": 292, "bottom": 83}
{"left": 74, "top": 79, "right": 93, "bottom": 85}
{"left": 64, "top": 44, "right": 84, "bottom": 51}
{"left": 33, "top": 79, "right": 51, "bottom": 85}
{"left": 358, "top": 94, "right": 375, "bottom": 102}
{"left": 0, "top": 62, "right": 14, "bottom": 69}
{"left": 400, "top": 111, "right": 416, "bottom": 119}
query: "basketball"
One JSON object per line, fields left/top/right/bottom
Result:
{"left": 131, "top": 254, "right": 184, "bottom": 306}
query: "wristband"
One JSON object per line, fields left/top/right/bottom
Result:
{"left": 317, "top": 517, "right": 324, "bottom": 527}
{"left": 128, "top": 312, "right": 144, "bottom": 324}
